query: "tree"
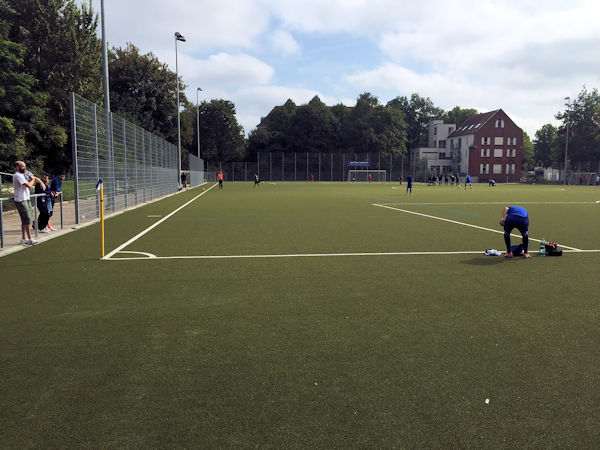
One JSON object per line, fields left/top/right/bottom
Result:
{"left": 442, "top": 106, "right": 478, "bottom": 127}
{"left": 0, "top": 21, "right": 50, "bottom": 172}
{"left": 521, "top": 131, "right": 534, "bottom": 170}
{"left": 534, "top": 124, "right": 557, "bottom": 167}
{"left": 371, "top": 105, "right": 406, "bottom": 156}
{"left": 108, "top": 43, "right": 189, "bottom": 144}
{"left": 341, "top": 92, "right": 379, "bottom": 153}
{"left": 555, "top": 87, "right": 600, "bottom": 170}
{"left": 289, "top": 95, "right": 337, "bottom": 153}
{"left": 197, "top": 99, "right": 245, "bottom": 163}
{"left": 246, "top": 127, "right": 270, "bottom": 161}
{"left": 4, "top": 0, "right": 102, "bottom": 171}
{"left": 387, "top": 93, "right": 444, "bottom": 149}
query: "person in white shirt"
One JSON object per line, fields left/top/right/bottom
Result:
{"left": 12, "top": 160, "right": 42, "bottom": 245}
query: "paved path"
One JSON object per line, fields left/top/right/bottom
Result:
{"left": 0, "top": 199, "right": 79, "bottom": 257}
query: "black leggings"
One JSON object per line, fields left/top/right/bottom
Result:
{"left": 504, "top": 220, "right": 528, "bottom": 253}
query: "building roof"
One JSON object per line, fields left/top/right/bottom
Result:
{"left": 447, "top": 110, "right": 500, "bottom": 138}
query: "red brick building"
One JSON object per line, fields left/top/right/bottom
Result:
{"left": 447, "top": 109, "right": 523, "bottom": 182}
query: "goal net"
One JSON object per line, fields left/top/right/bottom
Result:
{"left": 568, "top": 172, "right": 598, "bottom": 185}
{"left": 347, "top": 170, "right": 387, "bottom": 182}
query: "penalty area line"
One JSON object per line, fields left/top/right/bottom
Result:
{"left": 372, "top": 203, "right": 583, "bottom": 251}
{"left": 103, "top": 183, "right": 218, "bottom": 260}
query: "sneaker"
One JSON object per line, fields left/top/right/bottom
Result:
{"left": 523, "top": 253, "right": 531, "bottom": 259}
{"left": 27, "top": 239, "right": 38, "bottom": 245}
{"left": 20, "top": 239, "right": 30, "bottom": 245}
{"left": 39, "top": 228, "right": 50, "bottom": 233}
{"left": 504, "top": 252, "right": 513, "bottom": 258}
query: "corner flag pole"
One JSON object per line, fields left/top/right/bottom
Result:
{"left": 96, "top": 179, "right": 105, "bottom": 258}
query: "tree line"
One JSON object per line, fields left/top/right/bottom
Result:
{"left": 1, "top": 1, "right": 599, "bottom": 176}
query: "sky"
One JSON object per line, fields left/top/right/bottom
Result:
{"left": 92, "top": 0, "right": 600, "bottom": 138}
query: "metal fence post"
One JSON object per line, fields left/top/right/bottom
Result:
{"left": 70, "top": 93, "right": 80, "bottom": 224}
{"left": 0, "top": 199, "right": 4, "bottom": 248}
{"left": 122, "top": 118, "right": 128, "bottom": 209}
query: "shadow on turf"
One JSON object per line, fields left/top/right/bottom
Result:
{"left": 461, "top": 256, "right": 507, "bottom": 265}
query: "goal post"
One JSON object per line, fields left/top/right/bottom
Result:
{"left": 347, "top": 170, "right": 387, "bottom": 182}
{"left": 568, "top": 172, "right": 598, "bottom": 185}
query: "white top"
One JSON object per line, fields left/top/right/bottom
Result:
{"left": 12, "top": 172, "right": 31, "bottom": 202}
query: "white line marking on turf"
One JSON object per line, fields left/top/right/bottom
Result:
{"left": 102, "top": 249, "right": 600, "bottom": 261}
{"left": 379, "top": 201, "right": 599, "bottom": 205}
{"left": 118, "top": 251, "right": 157, "bottom": 258}
{"left": 372, "top": 203, "right": 583, "bottom": 251}
{"left": 103, "top": 183, "right": 218, "bottom": 260}
{"left": 147, "top": 215, "right": 162, "bottom": 218}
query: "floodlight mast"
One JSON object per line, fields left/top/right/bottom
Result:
{"left": 196, "top": 87, "right": 202, "bottom": 158}
{"left": 175, "top": 32, "right": 186, "bottom": 187}
{"left": 564, "top": 96, "right": 570, "bottom": 185}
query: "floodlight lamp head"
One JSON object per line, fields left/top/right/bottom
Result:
{"left": 175, "top": 32, "right": 186, "bottom": 42}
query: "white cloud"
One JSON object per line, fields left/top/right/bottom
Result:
{"left": 182, "top": 53, "right": 274, "bottom": 90}
{"left": 269, "top": 29, "right": 301, "bottom": 56}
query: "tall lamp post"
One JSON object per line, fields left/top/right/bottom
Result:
{"left": 175, "top": 32, "right": 186, "bottom": 186}
{"left": 196, "top": 87, "right": 202, "bottom": 158}
{"left": 564, "top": 96, "right": 570, "bottom": 185}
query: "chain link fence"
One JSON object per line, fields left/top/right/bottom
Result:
{"left": 206, "top": 152, "right": 411, "bottom": 183}
{"left": 70, "top": 93, "right": 203, "bottom": 223}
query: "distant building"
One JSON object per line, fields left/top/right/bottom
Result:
{"left": 448, "top": 109, "right": 523, "bottom": 182}
{"left": 409, "top": 110, "right": 524, "bottom": 182}
{"left": 409, "top": 120, "right": 456, "bottom": 177}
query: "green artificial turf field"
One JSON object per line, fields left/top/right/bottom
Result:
{"left": 1, "top": 181, "right": 599, "bottom": 448}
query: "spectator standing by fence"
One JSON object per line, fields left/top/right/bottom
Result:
{"left": 12, "top": 161, "right": 41, "bottom": 245}
{"left": 48, "top": 173, "right": 65, "bottom": 231}
{"left": 218, "top": 171, "right": 224, "bottom": 190}
{"left": 34, "top": 173, "right": 53, "bottom": 232}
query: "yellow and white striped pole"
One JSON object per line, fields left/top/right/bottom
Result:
{"left": 96, "top": 179, "right": 105, "bottom": 258}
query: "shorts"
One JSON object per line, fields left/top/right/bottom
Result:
{"left": 15, "top": 200, "right": 33, "bottom": 225}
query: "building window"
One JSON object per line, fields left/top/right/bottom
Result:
{"left": 434, "top": 127, "right": 437, "bottom": 135}
{"left": 494, "top": 149, "right": 503, "bottom": 157}
{"left": 507, "top": 149, "right": 516, "bottom": 157}
{"left": 493, "top": 164, "right": 502, "bottom": 174}
{"left": 496, "top": 119, "right": 504, "bottom": 128}
{"left": 506, "top": 164, "right": 515, "bottom": 174}
{"left": 480, "top": 163, "right": 489, "bottom": 174}
{"left": 438, "top": 140, "right": 446, "bottom": 148}
{"left": 494, "top": 137, "right": 503, "bottom": 145}
{"left": 457, "top": 138, "right": 462, "bottom": 148}
{"left": 481, "top": 148, "right": 490, "bottom": 157}
{"left": 509, "top": 137, "right": 516, "bottom": 145}
{"left": 481, "top": 137, "right": 490, "bottom": 145}
{"left": 448, "top": 127, "right": 454, "bottom": 133}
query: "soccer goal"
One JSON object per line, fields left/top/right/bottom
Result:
{"left": 568, "top": 172, "right": 598, "bottom": 185}
{"left": 347, "top": 170, "right": 387, "bottom": 182}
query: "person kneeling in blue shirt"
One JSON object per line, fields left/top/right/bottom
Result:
{"left": 500, "top": 206, "right": 531, "bottom": 259}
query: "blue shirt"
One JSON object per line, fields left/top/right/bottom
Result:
{"left": 50, "top": 176, "right": 63, "bottom": 193}
{"left": 407, "top": 175, "right": 413, "bottom": 185}
{"left": 507, "top": 206, "right": 528, "bottom": 220}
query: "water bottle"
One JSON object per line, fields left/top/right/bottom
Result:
{"left": 540, "top": 239, "right": 546, "bottom": 257}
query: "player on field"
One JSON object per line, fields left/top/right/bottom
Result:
{"left": 464, "top": 174, "right": 472, "bottom": 189}
{"left": 500, "top": 206, "right": 531, "bottom": 259}
{"left": 253, "top": 173, "right": 261, "bottom": 188}
{"left": 406, "top": 173, "right": 413, "bottom": 195}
